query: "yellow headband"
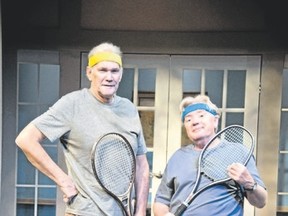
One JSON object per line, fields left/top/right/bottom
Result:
{"left": 88, "top": 52, "right": 122, "bottom": 67}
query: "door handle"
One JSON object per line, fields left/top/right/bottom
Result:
{"left": 150, "top": 171, "right": 163, "bottom": 179}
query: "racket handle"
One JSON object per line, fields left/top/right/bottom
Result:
{"left": 174, "top": 203, "right": 188, "bottom": 216}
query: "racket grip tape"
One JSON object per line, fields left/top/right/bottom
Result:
{"left": 174, "top": 203, "right": 188, "bottom": 216}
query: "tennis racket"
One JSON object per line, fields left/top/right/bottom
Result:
{"left": 174, "top": 125, "right": 255, "bottom": 216}
{"left": 91, "top": 133, "right": 136, "bottom": 216}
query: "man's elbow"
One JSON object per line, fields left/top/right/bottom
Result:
{"left": 15, "top": 133, "right": 24, "bottom": 148}
{"left": 257, "top": 196, "right": 267, "bottom": 209}
{"left": 253, "top": 191, "right": 268, "bottom": 209}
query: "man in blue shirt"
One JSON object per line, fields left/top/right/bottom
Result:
{"left": 153, "top": 95, "right": 267, "bottom": 216}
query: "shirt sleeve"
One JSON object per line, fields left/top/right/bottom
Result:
{"left": 32, "top": 94, "right": 73, "bottom": 142}
{"left": 154, "top": 166, "right": 175, "bottom": 206}
{"left": 246, "top": 155, "right": 266, "bottom": 189}
{"left": 136, "top": 128, "right": 147, "bottom": 155}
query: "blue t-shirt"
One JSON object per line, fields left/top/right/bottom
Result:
{"left": 154, "top": 144, "right": 265, "bottom": 216}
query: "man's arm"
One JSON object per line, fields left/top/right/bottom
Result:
{"left": 244, "top": 182, "right": 267, "bottom": 208}
{"left": 134, "top": 154, "right": 150, "bottom": 215}
{"left": 15, "top": 123, "right": 78, "bottom": 202}
{"left": 153, "top": 202, "right": 174, "bottom": 216}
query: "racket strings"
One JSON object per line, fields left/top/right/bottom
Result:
{"left": 201, "top": 127, "right": 253, "bottom": 181}
{"left": 94, "top": 135, "right": 135, "bottom": 196}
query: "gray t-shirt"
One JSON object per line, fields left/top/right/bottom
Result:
{"left": 32, "top": 88, "right": 147, "bottom": 215}
{"left": 154, "top": 144, "right": 265, "bottom": 216}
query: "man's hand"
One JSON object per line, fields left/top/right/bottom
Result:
{"left": 227, "top": 162, "right": 254, "bottom": 186}
{"left": 60, "top": 176, "right": 78, "bottom": 204}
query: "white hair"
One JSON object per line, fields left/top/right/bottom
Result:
{"left": 88, "top": 42, "right": 122, "bottom": 58}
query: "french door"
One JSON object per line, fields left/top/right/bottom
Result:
{"left": 122, "top": 54, "right": 261, "bottom": 216}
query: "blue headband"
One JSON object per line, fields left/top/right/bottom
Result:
{"left": 181, "top": 103, "right": 217, "bottom": 122}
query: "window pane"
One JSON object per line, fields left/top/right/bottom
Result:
{"left": 138, "top": 68, "right": 156, "bottom": 106}
{"left": 118, "top": 68, "right": 135, "bottom": 101}
{"left": 138, "top": 69, "right": 156, "bottom": 97}
{"left": 226, "top": 113, "right": 244, "bottom": 126}
{"left": 44, "top": 144, "right": 58, "bottom": 157}
{"left": 205, "top": 70, "right": 224, "bottom": 107}
{"left": 227, "top": 70, "right": 246, "bottom": 108}
{"left": 38, "top": 187, "right": 56, "bottom": 202}
{"left": 40, "top": 104, "right": 50, "bottom": 113}
{"left": 17, "top": 187, "right": 35, "bottom": 203}
{"left": 282, "top": 69, "right": 288, "bottom": 107}
{"left": 19, "top": 63, "right": 38, "bottom": 103}
{"left": 17, "top": 187, "right": 35, "bottom": 216}
{"left": 280, "top": 112, "right": 288, "bottom": 151}
{"left": 17, "top": 204, "right": 34, "bottom": 216}
{"left": 183, "top": 69, "right": 201, "bottom": 93}
{"left": 278, "top": 153, "right": 288, "bottom": 212}
{"left": 18, "top": 105, "right": 39, "bottom": 131}
{"left": 139, "top": 111, "right": 154, "bottom": 148}
{"left": 278, "top": 154, "right": 288, "bottom": 192}
{"left": 17, "top": 150, "right": 35, "bottom": 184}
{"left": 38, "top": 205, "right": 56, "bottom": 216}
{"left": 278, "top": 195, "right": 288, "bottom": 213}
{"left": 38, "top": 173, "right": 55, "bottom": 186}
{"left": 39, "top": 64, "right": 60, "bottom": 104}
{"left": 138, "top": 68, "right": 156, "bottom": 212}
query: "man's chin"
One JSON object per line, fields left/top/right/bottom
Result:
{"left": 192, "top": 136, "right": 210, "bottom": 147}
{"left": 101, "top": 92, "right": 115, "bottom": 98}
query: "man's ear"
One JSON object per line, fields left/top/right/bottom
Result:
{"left": 86, "top": 67, "right": 92, "bottom": 81}
{"left": 214, "top": 117, "right": 219, "bottom": 130}
{"left": 118, "top": 68, "right": 123, "bottom": 82}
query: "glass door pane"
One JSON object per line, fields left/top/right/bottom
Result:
{"left": 123, "top": 54, "right": 170, "bottom": 213}
{"left": 278, "top": 68, "right": 288, "bottom": 212}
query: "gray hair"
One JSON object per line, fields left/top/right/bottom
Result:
{"left": 88, "top": 42, "right": 122, "bottom": 58}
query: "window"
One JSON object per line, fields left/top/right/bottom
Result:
{"left": 16, "top": 52, "right": 60, "bottom": 216}
{"left": 278, "top": 68, "right": 288, "bottom": 214}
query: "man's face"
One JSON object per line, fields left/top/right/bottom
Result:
{"left": 86, "top": 61, "right": 122, "bottom": 102}
{"left": 183, "top": 109, "right": 218, "bottom": 148}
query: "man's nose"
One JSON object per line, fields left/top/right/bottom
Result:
{"left": 192, "top": 122, "right": 199, "bottom": 126}
{"left": 105, "top": 71, "right": 113, "bottom": 80}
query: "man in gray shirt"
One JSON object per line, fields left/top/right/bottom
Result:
{"left": 16, "top": 42, "right": 150, "bottom": 216}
